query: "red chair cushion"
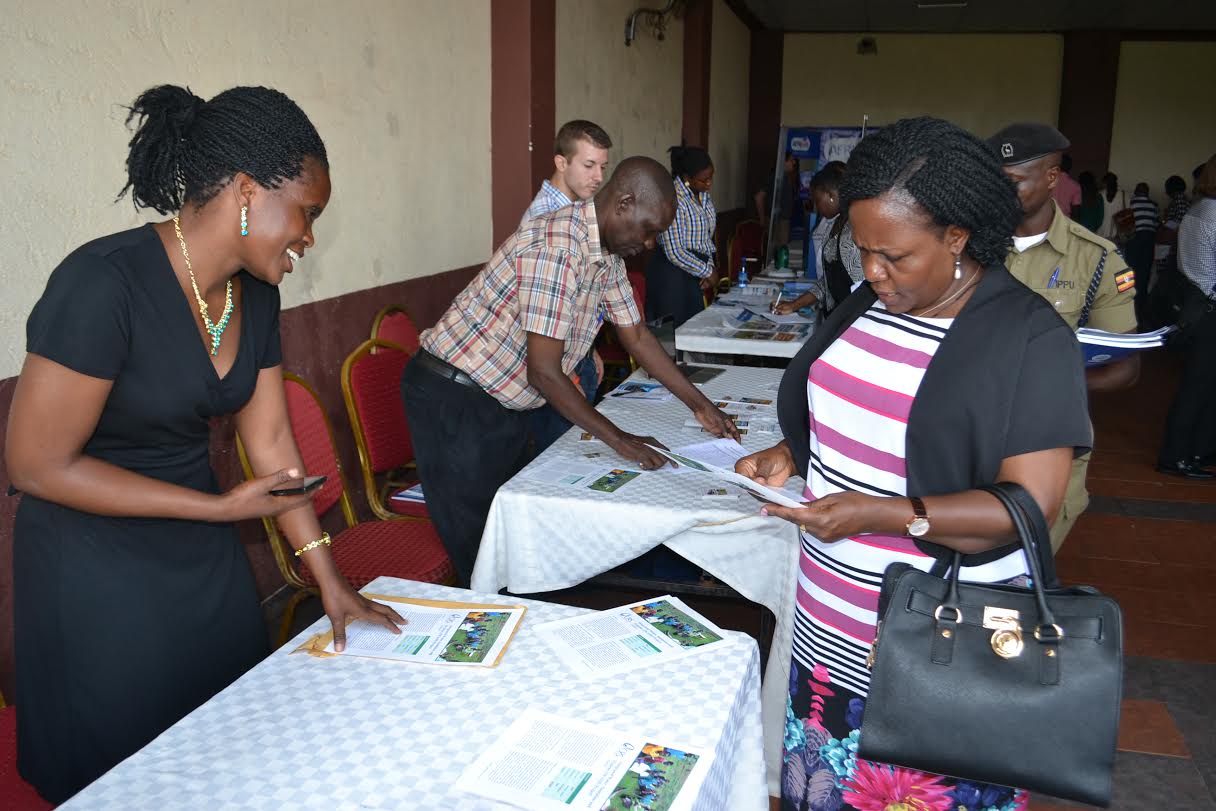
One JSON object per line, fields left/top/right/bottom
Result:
{"left": 299, "top": 519, "right": 453, "bottom": 589}
{"left": 0, "top": 707, "right": 55, "bottom": 810}
{"left": 348, "top": 347, "right": 414, "bottom": 471}
{"left": 283, "top": 379, "right": 345, "bottom": 517}
{"left": 375, "top": 311, "right": 421, "bottom": 354}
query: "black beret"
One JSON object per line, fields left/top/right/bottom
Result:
{"left": 986, "top": 123, "right": 1071, "bottom": 166}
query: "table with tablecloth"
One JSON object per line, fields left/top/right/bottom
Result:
{"left": 472, "top": 365, "right": 804, "bottom": 796}
{"left": 675, "top": 290, "right": 814, "bottom": 360}
{"left": 61, "top": 577, "right": 766, "bottom": 811}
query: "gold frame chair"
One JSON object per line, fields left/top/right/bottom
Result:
{"left": 339, "top": 338, "right": 421, "bottom": 522}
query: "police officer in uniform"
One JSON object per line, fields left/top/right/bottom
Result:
{"left": 988, "top": 123, "right": 1139, "bottom": 552}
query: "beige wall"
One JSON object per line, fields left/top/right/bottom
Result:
{"left": 556, "top": 0, "right": 684, "bottom": 169}
{"left": 1109, "top": 41, "right": 1216, "bottom": 207}
{"left": 782, "top": 34, "right": 1062, "bottom": 138}
{"left": 0, "top": 0, "right": 491, "bottom": 379}
{"left": 708, "top": 0, "right": 751, "bottom": 212}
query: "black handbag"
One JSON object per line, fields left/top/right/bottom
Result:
{"left": 858, "top": 482, "right": 1123, "bottom": 806}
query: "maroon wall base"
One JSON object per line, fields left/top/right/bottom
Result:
{"left": 0, "top": 263, "right": 480, "bottom": 701}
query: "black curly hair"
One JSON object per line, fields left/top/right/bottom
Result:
{"left": 118, "top": 84, "right": 328, "bottom": 214}
{"left": 668, "top": 145, "right": 713, "bottom": 181}
{"left": 839, "top": 117, "right": 1021, "bottom": 267}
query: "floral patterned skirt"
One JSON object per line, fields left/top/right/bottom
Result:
{"left": 782, "top": 656, "right": 1027, "bottom": 811}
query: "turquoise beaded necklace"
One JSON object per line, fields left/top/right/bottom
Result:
{"left": 173, "top": 216, "right": 234, "bottom": 356}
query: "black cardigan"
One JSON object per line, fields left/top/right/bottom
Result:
{"left": 777, "top": 266, "right": 1093, "bottom": 565}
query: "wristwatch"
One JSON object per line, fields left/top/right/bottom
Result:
{"left": 905, "top": 496, "right": 931, "bottom": 537}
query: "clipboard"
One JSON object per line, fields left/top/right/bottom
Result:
{"left": 293, "top": 593, "right": 527, "bottom": 668}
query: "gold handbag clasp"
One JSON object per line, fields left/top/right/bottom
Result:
{"left": 983, "top": 606, "right": 1024, "bottom": 659}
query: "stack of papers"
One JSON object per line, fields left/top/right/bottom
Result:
{"left": 390, "top": 482, "right": 425, "bottom": 504}
{"left": 521, "top": 459, "right": 642, "bottom": 494}
{"left": 1077, "top": 326, "right": 1174, "bottom": 367}
{"left": 606, "top": 381, "right": 673, "bottom": 402}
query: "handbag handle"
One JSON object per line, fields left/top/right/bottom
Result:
{"left": 934, "top": 483, "right": 1062, "bottom": 643}
{"left": 978, "top": 483, "right": 1061, "bottom": 641}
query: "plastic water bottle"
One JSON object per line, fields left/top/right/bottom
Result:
{"left": 738, "top": 259, "right": 749, "bottom": 288}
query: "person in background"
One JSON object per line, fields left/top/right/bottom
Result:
{"left": 1157, "top": 154, "right": 1216, "bottom": 479}
{"left": 807, "top": 160, "right": 846, "bottom": 268}
{"left": 739, "top": 117, "right": 1090, "bottom": 811}
{"left": 1073, "top": 171, "right": 1104, "bottom": 232}
{"left": 6, "top": 84, "right": 404, "bottom": 803}
{"left": 988, "top": 122, "right": 1138, "bottom": 553}
{"left": 773, "top": 162, "right": 864, "bottom": 316}
{"left": 645, "top": 145, "right": 718, "bottom": 327}
{"left": 1052, "top": 153, "right": 1082, "bottom": 217}
{"left": 1165, "top": 174, "right": 1191, "bottom": 227}
{"left": 1127, "top": 182, "right": 1160, "bottom": 325}
{"left": 402, "top": 157, "right": 738, "bottom": 585}
{"left": 521, "top": 120, "right": 612, "bottom": 452}
{"left": 1097, "top": 171, "right": 1128, "bottom": 242}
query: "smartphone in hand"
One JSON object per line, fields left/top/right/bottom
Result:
{"left": 269, "top": 475, "right": 327, "bottom": 496}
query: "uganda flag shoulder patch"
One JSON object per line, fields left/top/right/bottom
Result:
{"left": 1115, "top": 268, "right": 1135, "bottom": 293}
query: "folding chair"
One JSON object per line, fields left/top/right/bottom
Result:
{"left": 370, "top": 305, "right": 421, "bottom": 354}
{"left": 341, "top": 339, "right": 427, "bottom": 520}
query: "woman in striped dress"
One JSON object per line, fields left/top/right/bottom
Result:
{"left": 737, "top": 118, "right": 1093, "bottom": 811}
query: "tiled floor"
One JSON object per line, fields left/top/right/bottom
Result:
{"left": 271, "top": 352, "right": 1216, "bottom": 810}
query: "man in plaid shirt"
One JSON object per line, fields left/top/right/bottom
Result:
{"left": 402, "top": 157, "right": 739, "bottom": 583}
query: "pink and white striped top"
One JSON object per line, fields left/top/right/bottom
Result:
{"left": 793, "top": 302, "right": 1026, "bottom": 696}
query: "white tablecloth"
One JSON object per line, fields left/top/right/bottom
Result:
{"left": 63, "top": 578, "right": 766, "bottom": 811}
{"left": 675, "top": 299, "right": 812, "bottom": 359}
{"left": 473, "top": 366, "right": 802, "bottom": 796}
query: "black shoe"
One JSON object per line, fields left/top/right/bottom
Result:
{"left": 1156, "top": 459, "right": 1216, "bottom": 480}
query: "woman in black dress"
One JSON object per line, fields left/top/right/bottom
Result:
{"left": 6, "top": 84, "right": 405, "bottom": 803}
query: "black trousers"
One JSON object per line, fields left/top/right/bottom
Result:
{"left": 401, "top": 354, "right": 532, "bottom": 585}
{"left": 1159, "top": 303, "right": 1216, "bottom": 464}
{"left": 1125, "top": 230, "right": 1155, "bottom": 326}
{"left": 645, "top": 248, "right": 705, "bottom": 328}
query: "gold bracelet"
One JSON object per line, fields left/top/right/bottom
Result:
{"left": 294, "top": 532, "right": 332, "bottom": 557}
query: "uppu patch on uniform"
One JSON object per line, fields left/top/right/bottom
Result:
{"left": 1115, "top": 268, "right": 1135, "bottom": 292}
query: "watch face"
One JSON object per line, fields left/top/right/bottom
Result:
{"left": 908, "top": 517, "right": 931, "bottom": 537}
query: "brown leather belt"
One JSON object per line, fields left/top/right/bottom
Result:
{"left": 414, "top": 349, "right": 482, "bottom": 391}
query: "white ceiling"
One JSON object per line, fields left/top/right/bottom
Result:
{"left": 736, "top": 0, "right": 1216, "bottom": 32}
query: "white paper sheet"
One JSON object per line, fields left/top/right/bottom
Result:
{"left": 454, "top": 709, "right": 713, "bottom": 811}
{"left": 535, "top": 595, "right": 734, "bottom": 679}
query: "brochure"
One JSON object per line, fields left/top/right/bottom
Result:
{"left": 454, "top": 709, "right": 712, "bottom": 811}
{"left": 535, "top": 595, "right": 733, "bottom": 679}
{"left": 1077, "top": 326, "right": 1174, "bottom": 367}
{"left": 521, "top": 460, "right": 643, "bottom": 494}
{"left": 295, "top": 594, "right": 525, "bottom": 667}
{"left": 644, "top": 443, "right": 804, "bottom": 508}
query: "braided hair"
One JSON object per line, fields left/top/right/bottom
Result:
{"left": 668, "top": 145, "right": 712, "bottom": 181}
{"left": 839, "top": 117, "right": 1021, "bottom": 267}
{"left": 119, "top": 85, "right": 328, "bottom": 214}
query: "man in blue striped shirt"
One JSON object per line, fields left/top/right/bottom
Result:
{"left": 522, "top": 120, "right": 613, "bottom": 452}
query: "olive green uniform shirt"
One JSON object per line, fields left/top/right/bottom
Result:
{"left": 1005, "top": 201, "right": 1137, "bottom": 333}
{"left": 1004, "top": 202, "right": 1137, "bottom": 551}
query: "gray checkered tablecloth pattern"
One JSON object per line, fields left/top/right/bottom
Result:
{"left": 472, "top": 365, "right": 803, "bottom": 796}
{"left": 62, "top": 578, "right": 765, "bottom": 811}
{"left": 675, "top": 300, "right": 811, "bottom": 359}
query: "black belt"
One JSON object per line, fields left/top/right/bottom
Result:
{"left": 414, "top": 349, "right": 482, "bottom": 391}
